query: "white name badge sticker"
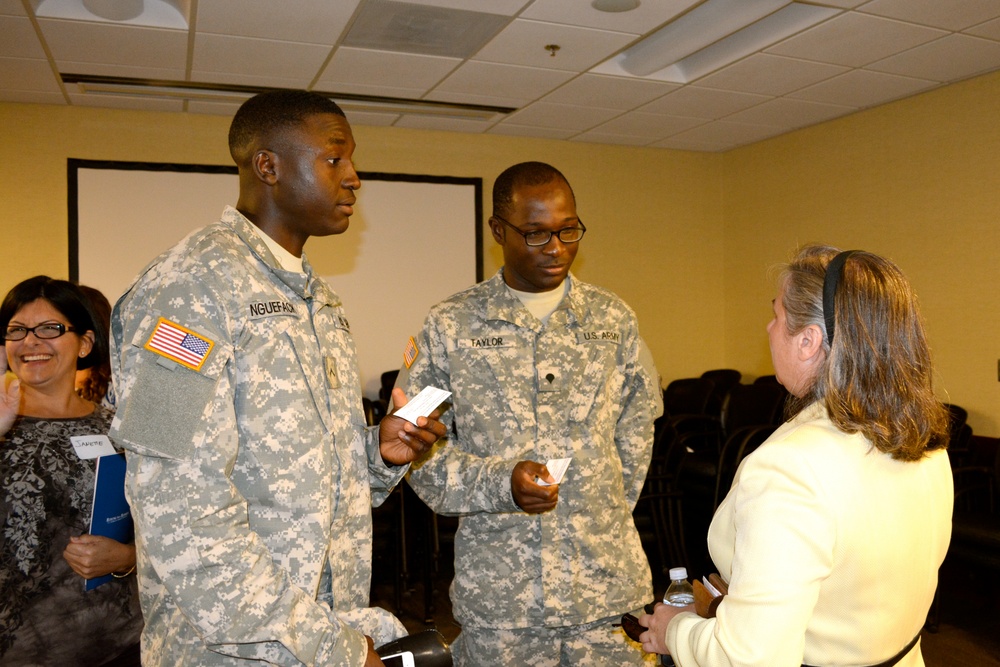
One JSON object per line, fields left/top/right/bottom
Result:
{"left": 70, "top": 434, "right": 116, "bottom": 460}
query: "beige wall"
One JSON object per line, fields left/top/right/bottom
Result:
{"left": 2, "top": 69, "right": 997, "bottom": 435}
{"left": 722, "top": 70, "right": 1000, "bottom": 436}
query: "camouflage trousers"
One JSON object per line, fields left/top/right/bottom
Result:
{"left": 451, "top": 612, "right": 657, "bottom": 666}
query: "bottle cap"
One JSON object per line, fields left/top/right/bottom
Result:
{"left": 669, "top": 567, "right": 688, "bottom": 580}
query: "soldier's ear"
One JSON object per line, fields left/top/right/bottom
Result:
{"left": 252, "top": 150, "right": 278, "bottom": 185}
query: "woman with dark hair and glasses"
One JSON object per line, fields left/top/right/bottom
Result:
{"left": 0, "top": 276, "right": 142, "bottom": 666}
{"left": 638, "top": 245, "right": 952, "bottom": 667}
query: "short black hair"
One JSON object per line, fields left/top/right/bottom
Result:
{"left": 492, "top": 161, "right": 575, "bottom": 219}
{"left": 0, "top": 275, "right": 107, "bottom": 371}
{"left": 228, "top": 90, "right": 347, "bottom": 165}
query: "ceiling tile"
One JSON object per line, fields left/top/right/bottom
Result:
{"left": 317, "top": 47, "right": 459, "bottom": 90}
{"left": 0, "top": 1, "right": 28, "bottom": 16}
{"left": 0, "top": 56, "right": 61, "bottom": 92}
{"left": 867, "top": 33, "right": 1000, "bottom": 82}
{"left": 68, "top": 92, "right": 184, "bottom": 112}
{"left": 651, "top": 136, "right": 731, "bottom": 151}
{"left": 432, "top": 60, "right": 573, "bottom": 102}
{"left": 473, "top": 19, "right": 635, "bottom": 72}
{"left": 186, "top": 99, "right": 244, "bottom": 117}
{"left": 192, "top": 34, "right": 331, "bottom": 81}
{"left": 766, "top": 12, "right": 946, "bottom": 67}
{"left": 0, "top": 90, "right": 66, "bottom": 103}
{"left": 788, "top": 69, "right": 938, "bottom": 107}
{"left": 806, "top": 0, "right": 867, "bottom": 7}
{"left": 724, "top": 97, "right": 856, "bottom": 128}
{"left": 696, "top": 54, "right": 849, "bottom": 96}
{"left": 542, "top": 73, "right": 677, "bottom": 109}
{"left": 2, "top": 16, "right": 47, "bottom": 58}
{"left": 338, "top": 110, "right": 401, "bottom": 126}
{"left": 196, "top": 0, "right": 360, "bottom": 43}
{"left": 392, "top": 114, "right": 494, "bottom": 133}
{"left": 521, "top": 0, "right": 699, "bottom": 34}
{"left": 639, "top": 86, "right": 771, "bottom": 119}
{"left": 965, "top": 17, "right": 1000, "bottom": 41}
{"left": 502, "top": 102, "right": 620, "bottom": 130}
{"left": 668, "top": 120, "right": 790, "bottom": 146}
{"left": 487, "top": 123, "right": 577, "bottom": 140}
{"left": 318, "top": 81, "right": 430, "bottom": 100}
{"left": 592, "top": 111, "right": 705, "bottom": 137}
{"left": 59, "top": 59, "right": 186, "bottom": 82}
{"left": 188, "top": 69, "right": 317, "bottom": 90}
{"left": 401, "top": 0, "right": 529, "bottom": 13}
{"left": 423, "top": 88, "right": 527, "bottom": 109}
{"left": 568, "top": 131, "right": 651, "bottom": 146}
{"left": 859, "top": 0, "right": 1000, "bottom": 31}
{"left": 39, "top": 19, "right": 187, "bottom": 69}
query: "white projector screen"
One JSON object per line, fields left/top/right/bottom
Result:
{"left": 69, "top": 159, "right": 482, "bottom": 399}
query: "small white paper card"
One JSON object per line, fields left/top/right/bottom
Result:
{"left": 392, "top": 386, "right": 452, "bottom": 425}
{"left": 702, "top": 576, "right": 722, "bottom": 598}
{"left": 70, "top": 434, "right": 116, "bottom": 460}
{"left": 537, "top": 457, "right": 572, "bottom": 486}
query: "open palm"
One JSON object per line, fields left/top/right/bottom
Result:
{"left": 0, "top": 350, "right": 21, "bottom": 436}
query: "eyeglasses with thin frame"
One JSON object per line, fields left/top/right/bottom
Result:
{"left": 494, "top": 215, "right": 587, "bottom": 247}
{"left": 4, "top": 323, "right": 77, "bottom": 341}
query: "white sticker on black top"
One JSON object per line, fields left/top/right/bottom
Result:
{"left": 70, "top": 434, "right": 116, "bottom": 460}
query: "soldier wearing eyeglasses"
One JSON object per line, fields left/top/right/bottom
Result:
{"left": 397, "top": 161, "right": 662, "bottom": 666}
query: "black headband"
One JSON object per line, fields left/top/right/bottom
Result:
{"left": 822, "top": 250, "right": 858, "bottom": 345}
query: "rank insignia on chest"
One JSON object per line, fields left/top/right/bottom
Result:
{"left": 145, "top": 317, "right": 214, "bottom": 372}
{"left": 403, "top": 336, "right": 419, "bottom": 369}
{"left": 324, "top": 356, "right": 340, "bottom": 389}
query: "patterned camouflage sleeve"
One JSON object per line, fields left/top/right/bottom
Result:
{"left": 111, "top": 269, "right": 368, "bottom": 666}
{"left": 398, "top": 318, "right": 523, "bottom": 517}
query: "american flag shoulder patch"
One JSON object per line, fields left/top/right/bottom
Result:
{"left": 403, "top": 336, "right": 419, "bottom": 369}
{"left": 144, "top": 317, "right": 215, "bottom": 372}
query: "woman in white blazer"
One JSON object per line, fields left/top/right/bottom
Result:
{"left": 639, "top": 245, "right": 953, "bottom": 667}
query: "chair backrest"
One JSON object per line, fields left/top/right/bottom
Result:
{"left": 700, "top": 369, "right": 742, "bottom": 417}
{"left": 380, "top": 369, "right": 400, "bottom": 402}
{"left": 663, "top": 377, "right": 714, "bottom": 417}
{"left": 720, "top": 382, "right": 788, "bottom": 437}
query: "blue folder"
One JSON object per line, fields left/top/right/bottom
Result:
{"left": 86, "top": 452, "right": 134, "bottom": 591}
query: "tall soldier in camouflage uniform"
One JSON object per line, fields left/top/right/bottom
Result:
{"left": 398, "top": 162, "right": 662, "bottom": 666}
{"left": 109, "top": 91, "right": 445, "bottom": 667}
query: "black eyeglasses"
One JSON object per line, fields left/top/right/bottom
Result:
{"left": 494, "top": 215, "right": 586, "bottom": 247}
{"left": 4, "top": 323, "right": 76, "bottom": 341}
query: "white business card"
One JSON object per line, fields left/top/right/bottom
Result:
{"left": 392, "top": 385, "right": 452, "bottom": 425}
{"left": 537, "top": 457, "right": 572, "bottom": 486}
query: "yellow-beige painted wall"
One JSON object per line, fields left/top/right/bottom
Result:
{"left": 723, "top": 70, "right": 1000, "bottom": 436}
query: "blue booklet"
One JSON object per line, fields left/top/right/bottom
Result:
{"left": 86, "top": 452, "right": 134, "bottom": 591}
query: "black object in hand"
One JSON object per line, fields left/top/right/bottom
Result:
{"left": 618, "top": 612, "right": 644, "bottom": 642}
{"left": 376, "top": 630, "right": 452, "bottom": 667}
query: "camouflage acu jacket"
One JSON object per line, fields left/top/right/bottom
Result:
{"left": 110, "top": 207, "right": 406, "bottom": 666}
{"left": 401, "top": 270, "right": 662, "bottom": 629}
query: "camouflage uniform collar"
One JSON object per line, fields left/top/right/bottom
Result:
{"left": 489, "top": 269, "right": 591, "bottom": 328}
{"left": 221, "top": 206, "right": 337, "bottom": 306}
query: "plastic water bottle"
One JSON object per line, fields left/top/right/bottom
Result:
{"left": 663, "top": 567, "right": 695, "bottom": 607}
{"left": 659, "top": 567, "right": 694, "bottom": 665}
